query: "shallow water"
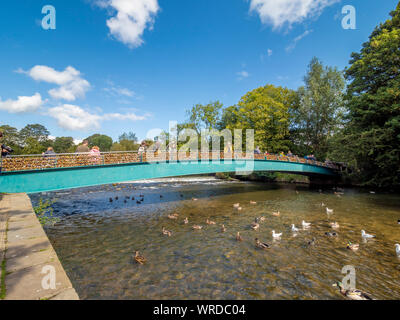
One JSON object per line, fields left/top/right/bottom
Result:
{"left": 29, "top": 177, "right": 400, "bottom": 300}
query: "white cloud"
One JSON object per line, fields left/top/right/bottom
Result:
{"left": 104, "top": 85, "right": 135, "bottom": 97}
{"left": 237, "top": 71, "right": 250, "bottom": 80}
{"left": 0, "top": 93, "right": 43, "bottom": 113}
{"left": 99, "top": 0, "right": 160, "bottom": 48}
{"left": 286, "top": 29, "right": 313, "bottom": 52}
{"left": 249, "top": 0, "right": 339, "bottom": 29}
{"left": 22, "top": 65, "right": 90, "bottom": 101}
{"left": 48, "top": 104, "right": 148, "bottom": 131}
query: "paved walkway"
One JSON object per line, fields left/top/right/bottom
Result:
{"left": 0, "top": 193, "right": 78, "bottom": 300}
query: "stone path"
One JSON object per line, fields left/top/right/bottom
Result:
{"left": 0, "top": 193, "right": 78, "bottom": 300}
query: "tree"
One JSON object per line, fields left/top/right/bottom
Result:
{"left": 119, "top": 132, "right": 138, "bottom": 143}
{"left": 86, "top": 134, "right": 113, "bottom": 151}
{"left": 225, "top": 85, "right": 296, "bottom": 153}
{"left": 19, "top": 124, "right": 50, "bottom": 144}
{"left": 338, "top": 3, "right": 400, "bottom": 187}
{"left": 0, "top": 125, "right": 22, "bottom": 153}
{"left": 22, "top": 137, "right": 47, "bottom": 155}
{"left": 186, "top": 101, "right": 223, "bottom": 134}
{"left": 291, "top": 57, "right": 345, "bottom": 159}
{"left": 53, "top": 137, "right": 75, "bottom": 153}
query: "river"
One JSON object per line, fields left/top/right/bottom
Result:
{"left": 29, "top": 177, "right": 400, "bottom": 300}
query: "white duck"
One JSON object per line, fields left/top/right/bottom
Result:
{"left": 361, "top": 230, "right": 375, "bottom": 239}
{"left": 326, "top": 208, "right": 334, "bottom": 214}
{"left": 272, "top": 230, "right": 282, "bottom": 239}
{"left": 302, "top": 220, "right": 311, "bottom": 228}
{"left": 291, "top": 224, "right": 299, "bottom": 232}
{"left": 395, "top": 244, "right": 400, "bottom": 256}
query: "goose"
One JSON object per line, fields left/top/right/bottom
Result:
{"left": 272, "top": 230, "right": 282, "bottom": 239}
{"left": 330, "top": 222, "right": 340, "bottom": 229}
{"left": 347, "top": 242, "right": 359, "bottom": 251}
{"left": 302, "top": 220, "right": 311, "bottom": 228}
{"left": 133, "top": 251, "right": 146, "bottom": 265}
{"left": 291, "top": 224, "right": 299, "bottom": 232}
{"left": 221, "top": 225, "right": 226, "bottom": 233}
{"left": 162, "top": 227, "right": 172, "bottom": 237}
{"left": 361, "top": 230, "right": 375, "bottom": 239}
{"left": 236, "top": 232, "right": 243, "bottom": 242}
{"left": 326, "top": 208, "right": 334, "bottom": 214}
{"left": 332, "top": 282, "right": 373, "bottom": 300}
{"left": 206, "top": 219, "right": 216, "bottom": 225}
{"left": 255, "top": 238, "right": 270, "bottom": 249}
{"left": 395, "top": 244, "right": 400, "bottom": 256}
{"left": 183, "top": 217, "right": 189, "bottom": 224}
{"left": 192, "top": 225, "right": 203, "bottom": 230}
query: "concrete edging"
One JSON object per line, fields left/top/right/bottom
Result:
{"left": 0, "top": 193, "right": 79, "bottom": 300}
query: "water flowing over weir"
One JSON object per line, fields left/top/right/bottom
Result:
{"left": 30, "top": 177, "right": 400, "bottom": 300}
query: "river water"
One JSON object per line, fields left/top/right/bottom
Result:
{"left": 29, "top": 177, "right": 400, "bottom": 300}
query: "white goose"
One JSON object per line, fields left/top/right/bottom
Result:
{"left": 272, "top": 230, "right": 282, "bottom": 239}
{"left": 395, "top": 244, "right": 400, "bottom": 256}
{"left": 361, "top": 230, "right": 375, "bottom": 239}
{"left": 291, "top": 224, "right": 299, "bottom": 232}
{"left": 326, "top": 208, "right": 334, "bottom": 214}
{"left": 302, "top": 220, "right": 311, "bottom": 228}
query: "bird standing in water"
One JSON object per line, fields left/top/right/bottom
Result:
{"left": 133, "top": 251, "right": 146, "bottom": 265}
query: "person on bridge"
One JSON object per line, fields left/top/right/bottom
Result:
{"left": 76, "top": 140, "right": 90, "bottom": 153}
{"left": 89, "top": 146, "right": 101, "bottom": 164}
{"left": 43, "top": 147, "right": 56, "bottom": 158}
{"left": 254, "top": 146, "right": 261, "bottom": 155}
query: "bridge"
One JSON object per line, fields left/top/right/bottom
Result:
{"left": 0, "top": 151, "right": 339, "bottom": 194}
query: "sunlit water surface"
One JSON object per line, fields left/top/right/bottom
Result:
{"left": 29, "top": 177, "right": 400, "bottom": 300}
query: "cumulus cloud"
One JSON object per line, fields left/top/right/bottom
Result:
{"left": 0, "top": 93, "right": 44, "bottom": 113}
{"left": 48, "top": 104, "right": 148, "bottom": 131}
{"left": 99, "top": 0, "right": 160, "bottom": 48}
{"left": 21, "top": 65, "right": 90, "bottom": 101}
{"left": 249, "top": 0, "right": 339, "bottom": 29}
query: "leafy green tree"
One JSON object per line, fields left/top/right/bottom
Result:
{"left": 53, "top": 137, "right": 75, "bottom": 153}
{"left": 0, "top": 125, "right": 23, "bottom": 154}
{"left": 225, "top": 85, "right": 296, "bottom": 153}
{"left": 338, "top": 3, "right": 400, "bottom": 187}
{"left": 86, "top": 134, "right": 113, "bottom": 151}
{"left": 22, "top": 137, "right": 47, "bottom": 154}
{"left": 186, "top": 101, "right": 223, "bottom": 134}
{"left": 119, "top": 132, "right": 138, "bottom": 143}
{"left": 19, "top": 124, "right": 50, "bottom": 143}
{"left": 291, "top": 57, "right": 345, "bottom": 159}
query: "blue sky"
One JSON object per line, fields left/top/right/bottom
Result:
{"left": 0, "top": 0, "right": 398, "bottom": 143}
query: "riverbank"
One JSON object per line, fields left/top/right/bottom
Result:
{"left": 0, "top": 193, "right": 78, "bottom": 300}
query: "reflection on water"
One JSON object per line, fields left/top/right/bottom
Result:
{"left": 29, "top": 177, "right": 400, "bottom": 300}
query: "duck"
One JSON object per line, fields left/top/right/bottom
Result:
{"left": 347, "top": 242, "right": 359, "bottom": 251}
{"left": 326, "top": 208, "right": 334, "bottom": 214}
{"left": 361, "top": 230, "right": 375, "bottom": 239}
{"left": 272, "top": 211, "right": 280, "bottom": 217}
{"left": 236, "top": 232, "right": 243, "bottom": 242}
{"left": 183, "top": 217, "right": 189, "bottom": 224}
{"left": 255, "top": 238, "right": 270, "bottom": 249}
{"left": 302, "top": 220, "right": 311, "bottom": 228}
{"left": 162, "top": 227, "right": 172, "bottom": 237}
{"left": 272, "top": 230, "right": 282, "bottom": 239}
{"left": 325, "top": 232, "right": 338, "bottom": 237}
{"left": 192, "top": 225, "right": 203, "bottom": 230}
{"left": 291, "top": 224, "right": 299, "bottom": 232}
{"left": 250, "top": 201, "right": 257, "bottom": 205}
{"left": 395, "top": 244, "right": 400, "bottom": 256}
{"left": 307, "top": 237, "right": 316, "bottom": 246}
{"left": 206, "top": 219, "right": 216, "bottom": 225}
{"left": 251, "top": 218, "right": 260, "bottom": 231}
{"left": 168, "top": 214, "right": 178, "bottom": 220}
{"left": 233, "top": 203, "right": 240, "bottom": 208}
{"left": 109, "top": 198, "right": 113, "bottom": 203}
{"left": 332, "top": 282, "right": 373, "bottom": 300}
{"left": 221, "top": 225, "right": 226, "bottom": 233}
{"left": 330, "top": 222, "right": 340, "bottom": 229}
{"left": 133, "top": 251, "right": 146, "bottom": 265}
{"left": 115, "top": 196, "right": 119, "bottom": 201}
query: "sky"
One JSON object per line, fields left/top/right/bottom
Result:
{"left": 0, "top": 0, "right": 398, "bottom": 143}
